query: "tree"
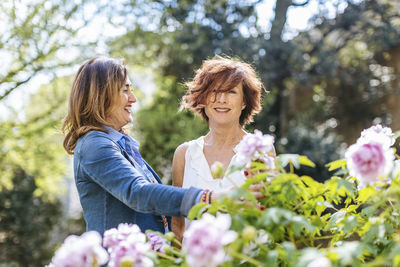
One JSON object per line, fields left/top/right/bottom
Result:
{"left": 0, "top": 0, "right": 96, "bottom": 264}
{"left": 0, "top": 167, "right": 62, "bottom": 266}
{"left": 0, "top": 0, "right": 98, "bottom": 102}
{"left": 285, "top": 0, "right": 400, "bottom": 142}
{"left": 109, "top": 0, "right": 269, "bottom": 178}
{"left": 108, "top": 0, "right": 400, "bottom": 182}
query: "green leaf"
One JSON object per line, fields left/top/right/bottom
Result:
{"left": 326, "top": 159, "right": 347, "bottom": 171}
{"left": 335, "top": 177, "right": 357, "bottom": 196}
{"left": 357, "top": 186, "right": 376, "bottom": 203}
{"left": 343, "top": 215, "right": 358, "bottom": 233}
{"left": 187, "top": 202, "right": 208, "bottom": 220}
{"left": 299, "top": 156, "right": 316, "bottom": 167}
{"left": 328, "top": 210, "right": 346, "bottom": 229}
{"left": 361, "top": 205, "right": 376, "bottom": 217}
{"left": 250, "top": 161, "right": 268, "bottom": 170}
{"left": 316, "top": 201, "right": 334, "bottom": 216}
{"left": 291, "top": 215, "right": 315, "bottom": 236}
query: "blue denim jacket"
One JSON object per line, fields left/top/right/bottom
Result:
{"left": 74, "top": 129, "right": 202, "bottom": 236}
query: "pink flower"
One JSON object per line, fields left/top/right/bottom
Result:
{"left": 183, "top": 213, "right": 237, "bottom": 267}
{"left": 236, "top": 130, "right": 275, "bottom": 167}
{"left": 146, "top": 232, "right": 167, "bottom": 253}
{"left": 108, "top": 239, "right": 153, "bottom": 267}
{"left": 47, "top": 231, "right": 108, "bottom": 267}
{"left": 104, "top": 223, "right": 153, "bottom": 267}
{"left": 359, "top": 124, "right": 395, "bottom": 148}
{"left": 345, "top": 141, "right": 394, "bottom": 187}
{"left": 103, "top": 223, "right": 144, "bottom": 249}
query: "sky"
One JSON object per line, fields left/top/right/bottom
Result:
{"left": 0, "top": 0, "right": 361, "bottom": 120}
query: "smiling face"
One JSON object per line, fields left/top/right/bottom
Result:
{"left": 204, "top": 83, "right": 246, "bottom": 128}
{"left": 106, "top": 77, "right": 137, "bottom": 130}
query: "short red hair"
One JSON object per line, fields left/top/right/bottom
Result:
{"left": 181, "top": 56, "right": 264, "bottom": 126}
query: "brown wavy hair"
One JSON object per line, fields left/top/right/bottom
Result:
{"left": 181, "top": 55, "right": 265, "bottom": 126}
{"left": 62, "top": 57, "right": 127, "bottom": 154}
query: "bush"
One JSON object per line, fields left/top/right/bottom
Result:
{"left": 49, "top": 125, "right": 400, "bottom": 267}
{"left": 0, "top": 168, "right": 63, "bottom": 266}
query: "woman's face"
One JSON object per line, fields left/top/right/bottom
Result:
{"left": 106, "top": 77, "right": 137, "bottom": 130}
{"left": 204, "top": 83, "right": 246, "bottom": 127}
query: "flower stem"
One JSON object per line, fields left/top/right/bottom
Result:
{"left": 155, "top": 252, "right": 177, "bottom": 261}
{"left": 167, "top": 247, "right": 184, "bottom": 257}
{"left": 172, "top": 238, "right": 182, "bottom": 248}
{"left": 229, "top": 249, "right": 267, "bottom": 266}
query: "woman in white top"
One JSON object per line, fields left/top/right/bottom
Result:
{"left": 172, "top": 56, "right": 271, "bottom": 242}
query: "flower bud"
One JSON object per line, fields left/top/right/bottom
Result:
{"left": 165, "top": 232, "right": 175, "bottom": 242}
{"left": 242, "top": 226, "right": 256, "bottom": 241}
{"left": 211, "top": 161, "right": 225, "bottom": 179}
{"left": 163, "top": 244, "right": 172, "bottom": 254}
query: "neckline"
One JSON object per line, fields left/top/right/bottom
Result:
{"left": 198, "top": 136, "right": 239, "bottom": 180}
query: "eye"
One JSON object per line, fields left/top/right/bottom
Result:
{"left": 229, "top": 89, "right": 237, "bottom": 94}
{"left": 123, "top": 84, "right": 133, "bottom": 94}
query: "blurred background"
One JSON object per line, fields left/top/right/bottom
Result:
{"left": 0, "top": 0, "right": 399, "bottom": 265}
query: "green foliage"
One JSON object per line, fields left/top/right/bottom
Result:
{"left": 0, "top": 75, "right": 80, "bottom": 264}
{"left": 290, "top": 0, "right": 400, "bottom": 140}
{"left": 109, "top": 0, "right": 400, "bottom": 181}
{"left": 0, "top": 77, "right": 71, "bottom": 198}
{"left": 132, "top": 75, "right": 208, "bottom": 180}
{"left": 0, "top": 167, "right": 62, "bottom": 266}
{"left": 151, "top": 153, "right": 400, "bottom": 266}
{"left": 109, "top": 0, "right": 269, "bottom": 179}
{"left": 277, "top": 126, "right": 343, "bottom": 182}
{"left": 0, "top": 0, "right": 94, "bottom": 262}
{"left": 0, "top": 0, "right": 96, "bottom": 101}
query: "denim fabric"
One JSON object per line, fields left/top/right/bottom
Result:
{"left": 74, "top": 129, "right": 202, "bottom": 236}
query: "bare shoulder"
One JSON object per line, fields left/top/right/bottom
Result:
{"left": 172, "top": 142, "right": 189, "bottom": 187}
{"left": 174, "top": 142, "right": 189, "bottom": 159}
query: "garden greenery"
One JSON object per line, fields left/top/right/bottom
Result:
{"left": 48, "top": 125, "right": 400, "bottom": 267}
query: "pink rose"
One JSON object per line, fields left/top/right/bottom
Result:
{"left": 47, "top": 231, "right": 108, "bottom": 267}
{"left": 236, "top": 130, "right": 275, "bottom": 167}
{"left": 183, "top": 213, "right": 237, "bottom": 267}
{"left": 104, "top": 223, "right": 153, "bottom": 267}
{"left": 360, "top": 124, "right": 395, "bottom": 148}
{"left": 345, "top": 141, "right": 394, "bottom": 187}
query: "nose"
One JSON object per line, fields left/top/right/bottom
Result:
{"left": 129, "top": 90, "right": 137, "bottom": 103}
{"left": 216, "top": 92, "right": 227, "bottom": 103}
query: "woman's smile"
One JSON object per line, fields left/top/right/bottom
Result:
{"left": 214, "top": 107, "right": 231, "bottom": 113}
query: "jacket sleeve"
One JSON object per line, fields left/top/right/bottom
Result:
{"left": 77, "top": 134, "right": 202, "bottom": 217}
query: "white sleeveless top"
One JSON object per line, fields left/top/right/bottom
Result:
{"left": 181, "top": 136, "right": 246, "bottom": 229}
{"left": 182, "top": 136, "right": 246, "bottom": 192}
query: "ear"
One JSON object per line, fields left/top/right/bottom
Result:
{"left": 241, "top": 104, "right": 246, "bottom": 110}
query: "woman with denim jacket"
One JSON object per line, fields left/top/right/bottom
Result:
{"left": 62, "top": 56, "right": 214, "bottom": 236}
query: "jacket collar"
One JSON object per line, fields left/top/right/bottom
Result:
{"left": 102, "top": 125, "right": 124, "bottom": 143}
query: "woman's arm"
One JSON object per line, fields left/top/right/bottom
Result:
{"left": 171, "top": 143, "right": 188, "bottom": 243}
{"left": 77, "top": 133, "right": 201, "bottom": 217}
